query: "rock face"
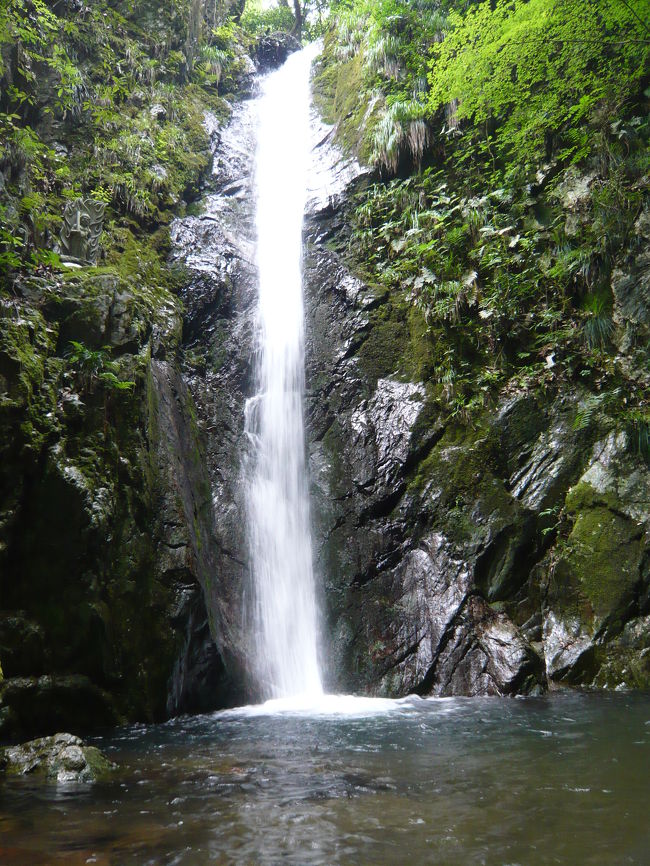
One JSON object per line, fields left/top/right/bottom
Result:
{"left": 0, "top": 242, "right": 228, "bottom": 739}
{"left": 0, "top": 732, "right": 113, "bottom": 783}
{"left": 1, "top": 49, "right": 648, "bottom": 737}
{"left": 169, "top": 94, "right": 261, "bottom": 697}
{"left": 302, "top": 120, "right": 650, "bottom": 697}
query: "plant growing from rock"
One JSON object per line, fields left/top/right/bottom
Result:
{"left": 65, "top": 341, "right": 134, "bottom": 394}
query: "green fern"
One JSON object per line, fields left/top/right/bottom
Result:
{"left": 573, "top": 393, "right": 606, "bottom": 432}
{"left": 626, "top": 411, "right": 650, "bottom": 463}
{"left": 582, "top": 295, "right": 614, "bottom": 350}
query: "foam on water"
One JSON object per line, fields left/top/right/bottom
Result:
{"left": 217, "top": 693, "right": 428, "bottom": 719}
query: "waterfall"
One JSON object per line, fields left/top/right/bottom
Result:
{"left": 244, "top": 43, "right": 323, "bottom": 700}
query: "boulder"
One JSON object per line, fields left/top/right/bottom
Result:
{"left": 0, "top": 732, "right": 114, "bottom": 783}
{"left": 254, "top": 33, "right": 302, "bottom": 71}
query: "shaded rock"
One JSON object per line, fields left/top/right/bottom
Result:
{"left": 254, "top": 33, "right": 301, "bottom": 71}
{"left": 593, "top": 614, "right": 650, "bottom": 689}
{"left": 612, "top": 207, "right": 650, "bottom": 350}
{"left": 0, "top": 732, "right": 114, "bottom": 783}
{"left": 0, "top": 676, "right": 119, "bottom": 741}
{"left": 0, "top": 613, "right": 46, "bottom": 677}
{"left": 0, "top": 265, "right": 227, "bottom": 736}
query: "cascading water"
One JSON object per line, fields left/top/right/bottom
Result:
{"left": 244, "top": 43, "right": 323, "bottom": 700}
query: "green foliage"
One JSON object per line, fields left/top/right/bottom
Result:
{"left": 0, "top": 0, "right": 82, "bottom": 115}
{"left": 65, "top": 341, "right": 134, "bottom": 393}
{"left": 323, "top": 0, "right": 649, "bottom": 432}
{"left": 427, "top": 0, "right": 650, "bottom": 168}
{"left": 323, "top": 0, "right": 448, "bottom": 171}
{"left": 0, "top": 0, "right": 249, "bottom": 277}
{"left": 626, "top": 410, "right": 650, "bottom": 462}
{"left": 573, "top": 392, "right": 610, "bottom": 432}
{"left": 582, "top": 295, "right": 614, "bottom": 351}
{"left": 241, "top": 2, "right": 296, "bottom": 34}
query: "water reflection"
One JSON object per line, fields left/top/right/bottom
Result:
{"left": 0, "top": 693, "right": 648, "bottom": 864}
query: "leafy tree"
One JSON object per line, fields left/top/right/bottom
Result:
{"left": 427, "top": 0, "right": 650, "bottom": 169}
{"left": 241, "top": 0, "right": 296, "bottom": 34}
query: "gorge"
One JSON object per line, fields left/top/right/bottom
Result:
{"left": 0, "top": 0, "right": 649, "bottom": 861}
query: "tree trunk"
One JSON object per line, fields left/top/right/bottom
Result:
{"left": 292, "top": 0, "right": 302, "bottom": 38}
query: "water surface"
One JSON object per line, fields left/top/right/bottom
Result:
{"left": 1, "top": 692, "right": 648, "bottom": 865}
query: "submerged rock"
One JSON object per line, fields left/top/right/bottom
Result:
{"left": 0, "top": 732, "right": 114, "bottom": 783}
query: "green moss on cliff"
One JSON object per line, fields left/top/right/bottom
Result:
{"left": 0, "top": 260, "right": 197, "bottom": 733}
{"left": 562, "top": 482, "right": 644, "bottom": 628}
{"left": 0, "top": 305, "right": 56, "bottom": 409}
{"left": 314, "top": 46, "right": 376, "bottom": 162}
{"left": 0, "top": 0, "right": 247, "bottom": 279}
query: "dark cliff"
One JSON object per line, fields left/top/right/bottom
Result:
{"left": 302, "top": 3, "right": 650, "bottom": 696}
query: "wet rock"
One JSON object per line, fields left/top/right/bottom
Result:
{"left": 499, "top": 393, "right": 589, "bottom": 511}
{"left": 430, "top": 597, "right": 540, "bottom": 697}
{"left": 350, "top": 379, "right": 426, "bottom": 495}
{"left": 302, "top": 105, "right": 649, "bottom": 697}
{"left": 170, "top": 92, "right": 261, "bottom": 699}
{"left": 0, "top": 732, "right": 114, "bottom": 783}
{"left": 542, "top": 610, "right": 594, "bottom": 680}
{"left": 254, "top": 33, "right": 301, "bottom": 71}
{"left": 612, "top": 207, "right": 650, "bottom": 350}
{"left": 375, "top": 535, "right": 473, "bottom": 694}
{"left": 593, "top": 614, "right": 650, "bottom": 689}
{"left": 539, "top": 431, "right": 649, "bottom": 687}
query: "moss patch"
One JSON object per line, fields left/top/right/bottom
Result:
{"left": 565, "top": 499, "right": 643, "bottom": 624}
{"left": 313, "top": 47, "right": 376, "bottom": 163}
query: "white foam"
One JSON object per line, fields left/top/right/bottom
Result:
{"left": 217, "top": 693, "right": 426, "bottom": 719}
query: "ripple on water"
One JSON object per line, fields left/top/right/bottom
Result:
{"left": 0, "top": 693, "right": 648, "bottom": 865}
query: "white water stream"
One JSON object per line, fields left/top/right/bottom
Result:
{"left": 245, "top": 43, "right": 324, "bottom": 701}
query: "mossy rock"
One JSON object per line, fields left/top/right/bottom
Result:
{"left": 0, "top": 301, "right": 56, "bottom": 410}
{"left": 0, "top": 732, "right": 115, "bottom": 783}
{"left": 562, "top": 481, "right": 644, "bottom": 629}
{"left": 313, "top": 46, "right": 376, "bottom": 163}
{"left": 592, "top": 615, "right": 650, "bottom": 689}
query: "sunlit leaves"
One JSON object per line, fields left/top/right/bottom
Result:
{"left": 427, "top": 0, "right": 650, "bottom": 166}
